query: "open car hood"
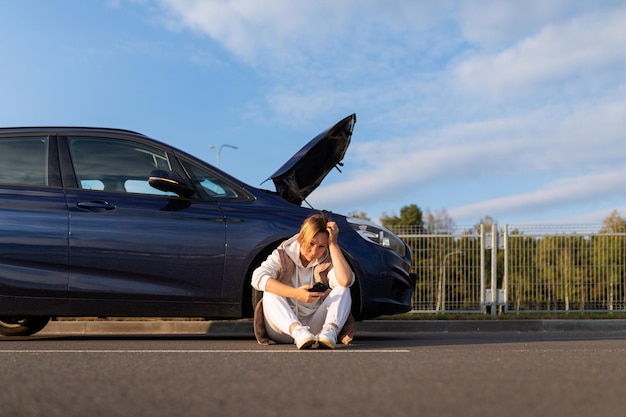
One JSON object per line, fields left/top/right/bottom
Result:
{"left": 266, "top": 114, "right": 356, "bottom": 205}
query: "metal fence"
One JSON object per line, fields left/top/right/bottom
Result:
{"left": 394, "top": 224, "right": 626, "bottom": 314}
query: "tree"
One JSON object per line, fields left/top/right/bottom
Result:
{"left": 600, "top": 210, "right": 626, "bottom": 233}
{"left": 424, "top": 209, "right": 456, "bottom": 233}
{"left": 380, "top": 204, "right": 424, "bottom": 229}
{"left": 346, "top": 211, "right": 370, "bottom": 221}
{"left": 473, "top": 215, "right": 497, "bottom": 234}
{"left": 595, "top": 210, "right": 626, "bottom": 310}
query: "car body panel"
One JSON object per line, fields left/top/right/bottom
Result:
{"left": 217, "top": 198, "right": 317, "bottom": 303}
{"left": 65, "top": 189, "right": 226, "bottom": 302}
{"left": 267, "top": 114, "right": 355, "bottom": 205}
{"left": 0, "top": 187, "right": 69, "bottom": 297}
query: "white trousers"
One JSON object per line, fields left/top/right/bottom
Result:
{"left": 262, "top": 286, "right": 352, "bottom": 344}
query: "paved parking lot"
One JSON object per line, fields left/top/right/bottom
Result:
{"left": 2, "top": 326, "right": 626, "bottom": 417}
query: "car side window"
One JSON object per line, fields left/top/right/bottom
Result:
{"left": 67, "top": 136, "right": 176, "bottom": 196}
{"left": 182, "top": 160, "right": 241, "bottom": 199}
{"left": 0, "top": 137, "right": 48, "bottom": 186}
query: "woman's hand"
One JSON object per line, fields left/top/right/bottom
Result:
{"left": 294, "top": 285, "right": 328, "bottom": 303}
{"left": 264, "top": 279, "right": 328, "bottom": 303}
{"left": 326, "top": 221, "right": 339, "bottom": 244}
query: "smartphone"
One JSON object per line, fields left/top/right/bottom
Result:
{"left": 308, "top": 282, "right": 329, "bottom": 292}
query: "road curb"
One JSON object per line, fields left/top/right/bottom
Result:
{"left": 356, "top": 319, "right": 626, "bottom": 333}
{"left": 36, "top": 319, "right": 626, "bottom": 335}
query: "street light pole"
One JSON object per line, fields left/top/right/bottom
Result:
{"left": 436, "top": 250, "right": 462, "bottom": 312}
{"left": 209, "top": 144, "right": 238, "bottom": 168}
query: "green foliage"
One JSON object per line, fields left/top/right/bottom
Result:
{"left": 346, "top": 211, "right": 370, "bottom": 221}
{"left": 601, "top": 210, "right": 626, "bottom": 233}
{"left": 424, "top": 209, "right": 455, "bottom": 233}
{"left": 381, "top": 203, "right": 423, "bottom": 228}
{"left": 473, "top": 215, "right": 497, "bottom": 233}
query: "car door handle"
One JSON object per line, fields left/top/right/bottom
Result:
{"left": 76, "top": 200, "right": 117, "bottom": 212}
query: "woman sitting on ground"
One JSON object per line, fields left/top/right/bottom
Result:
{"left": 251, "top": 213, "right": 355, "bottom": 349}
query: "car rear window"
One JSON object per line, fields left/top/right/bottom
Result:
{"left": 0, "top": 137, "right": 48, "bottom": 186}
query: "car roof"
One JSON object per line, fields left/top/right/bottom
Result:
{"left": 0, "top": 126, "right": 147, "bottom": 138}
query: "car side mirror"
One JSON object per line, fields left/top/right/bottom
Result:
{"left": 149, "top": 170, "right": 195, "bottom": 198}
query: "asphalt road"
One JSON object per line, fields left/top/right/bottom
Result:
{"left": 2, "top": 331, "right": 625, "bottom": 417}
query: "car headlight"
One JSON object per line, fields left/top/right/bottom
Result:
{"left": 347, "top": 217, "right": 407, "bottom": 257}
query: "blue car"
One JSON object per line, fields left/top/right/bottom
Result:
{"left": 0, "top": 115, "right": 414, "bottom": 336}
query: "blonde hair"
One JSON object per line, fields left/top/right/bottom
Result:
{"left": 297, "top": 213, "right": 329, "bottom": 251}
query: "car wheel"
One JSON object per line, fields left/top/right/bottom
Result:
{"left": 244, "top": 246, "right": 277, "bottom": 318}
{"left": 0, "top": 317, "right": 51, "bottom": 336}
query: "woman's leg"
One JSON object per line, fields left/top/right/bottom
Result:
{"left": 261, "top": 291, "right": 302, "bottom": 344}
{"left": 306, "top": 285, "right": 352, "bottom": 335}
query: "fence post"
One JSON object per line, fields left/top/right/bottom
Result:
{"left": 502, "top": 224, "right": 509, "bottom": 313}
{"left": 491, "top": 223, "right": 498, "bottom": 316}
{"left": 480, "top": 224, "right": 486, "bottom": 312}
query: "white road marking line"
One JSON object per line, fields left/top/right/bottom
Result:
{"left": 0, "top": 349, "right": 409, "bottom": 354}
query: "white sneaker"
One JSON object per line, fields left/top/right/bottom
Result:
{"left": 318, "top": 324, "right": 338, "bottom": 349}
{"left": 292, "top": 325, "right": 316, "bottom": 349}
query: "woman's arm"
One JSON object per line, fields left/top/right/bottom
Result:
{"left": 252, "top": 247, "right": 323, "bottom": 303}
{"left": 264, "top": 278, "right": 324, "bottom": 303}
{"left": 326, "top": 221, "right": 354, "bottom": 288}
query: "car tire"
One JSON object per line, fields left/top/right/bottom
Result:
{"left": 0, "top": 317, "right": 51, "bottom": 336}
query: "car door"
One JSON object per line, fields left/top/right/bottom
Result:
{"left": 0, "top": 134, "right": 69, "bottom": 301}
{"left": 61, "top": 135, "right": 226, "bottom": 308}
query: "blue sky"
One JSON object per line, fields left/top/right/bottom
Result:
{"left": 2, "top": 1, "right": 626, "bottom": 227}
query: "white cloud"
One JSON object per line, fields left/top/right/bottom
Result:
{"left": 561, "top": 205, "right": 626, "bottom": 224}
{"left": 156, "top": 0, "right": 455, "bottom": 63}
{"left": 454, "top": 7, "right": 626, "bottom": 99}
{"left": 309, "top": 94, "right": 626, "bottom": 221}
{"left": 458, "top": 0, "right": 572, "bottom": 48}
{"left": 155, "top": 0, "right": 358, "bottom": 63}
{"left": 449, "top": 169, "right": 626, "bottom": 221}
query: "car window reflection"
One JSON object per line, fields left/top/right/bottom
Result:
{"left": 68, "top": 136, "right": 176, "bottom": 196}
{"left": 184, "top": 161, "right": 240, "bottom": 199}
{"left": 0, "top": 137, "right": 48, "bottom": 186}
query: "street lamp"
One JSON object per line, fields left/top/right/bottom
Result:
{"left": 209, "top": 144, "right": 238, "bottom": 168}
{"left": 436, "top": 251, "right": 462, "bottom": 312}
